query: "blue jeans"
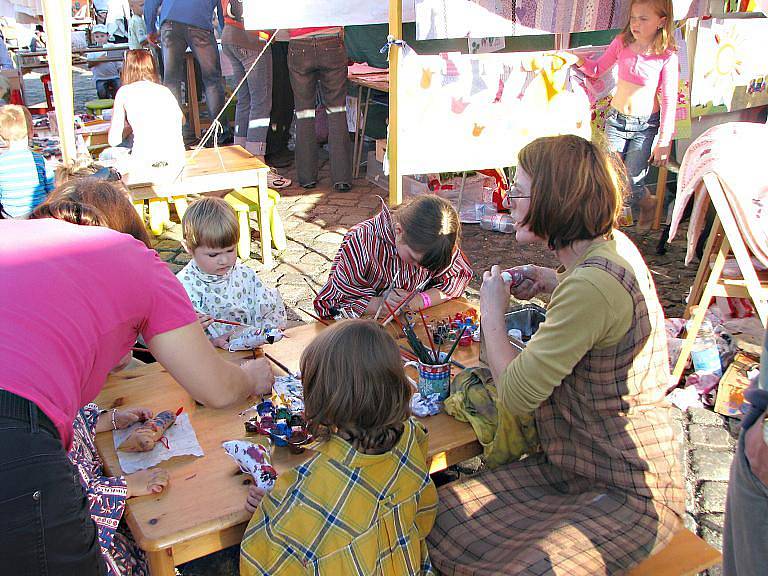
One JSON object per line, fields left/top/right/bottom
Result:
{"left": 288, "top": 34, "right": 351, "bottom": 187}
{"left": 604, "top": 108, "right": 660, "bottom": 216}
{"left": 0, "top": 393, "right": 103, "bottom": 574}
{"left": 222, "top": 42, "right": 272, "bottom": 156}
{"left": 160, "top": 20, "right": 226, "bottom": 130}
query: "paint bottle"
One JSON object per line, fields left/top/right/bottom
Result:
{"left": 687, "top": 320, "right": 723, "bottom": 376}
{"left": 501, "top": 269, "right": 524, "bottom": 289}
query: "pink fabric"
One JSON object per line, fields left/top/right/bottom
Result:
{"left": 579, "top": 35, "right": 679, "bottom": 146}
{"left": 0, "top": 219, "right": 197, "bottom": 449}
{"left": 668, "top": 122, "right": 768, "bottom": 268}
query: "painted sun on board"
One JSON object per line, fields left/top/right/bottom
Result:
{"left": 702, "top": 25, "right": 746, "bottom": 105}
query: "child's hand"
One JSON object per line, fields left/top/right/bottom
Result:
{"left": 650, "top": 144, "right": 670, "bottom": 167}
{"left": 386, "top": 288, "right": 411, "bottom": 310}
{"left": 196, "top": 311, "right": 214, "bottom": 331}
{"left": 212, "top": 334, "right": 231, "bottom": 349}
{"left": 245, "top": 484, "right": 266, "bottom": 514}
{"left": 126, "top": 467, "right": 170, "bottom": 497}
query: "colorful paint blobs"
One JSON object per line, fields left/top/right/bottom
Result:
{"left": 472, "top": 123, "right": 485, "bottom": 136}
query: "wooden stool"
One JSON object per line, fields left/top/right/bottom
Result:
{"left": 224, "top": 187, "right": 287, "bottom": 260}
{"left": 85, "top": 98, "right": 115, "bottom": 116}
{"left": 627, "top": 529, "right": 721, "bottom": 576}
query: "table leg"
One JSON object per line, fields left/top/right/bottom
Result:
{"left": 133, "top": 200, "right": 145, "bottom": 222}
{"left": 186, "top": 52, "right": 201, "bottom": 138}
{"left": 653, "top": 165, "right": 668, "bottom": 230}
{"left": 352, "top": 84, "right": 363, "bottom": 178}
{"left": 257, "top": 171, "right": 273, "bottom": 268}
{"left": 355, "top": 87, "right": 372, "bottom": 180}
{"left": 146, "top": 548, "right": 176, "bottom": 576}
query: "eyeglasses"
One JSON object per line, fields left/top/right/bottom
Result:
{"left": 506, "top": 183, "right": 530, "bottom": 200}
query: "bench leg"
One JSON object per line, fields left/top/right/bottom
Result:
{"left": 148, "top": 198, "right": 167, "bottom": 236}
{"left": 133, "top": 200, "right": 145, "bottom": 222}
{"left": 146, "top": 548, "right": 176, "bottom": 576}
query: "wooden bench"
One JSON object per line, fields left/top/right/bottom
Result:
{"left": 627, "top": 529, "right": 721, "bottom": 576}
{"left": 224, "top": 187, "right": 287, "bottom": 260}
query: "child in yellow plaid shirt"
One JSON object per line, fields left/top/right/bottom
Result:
{"left": 240, "top": 320, "right": 438, "bottom": 575}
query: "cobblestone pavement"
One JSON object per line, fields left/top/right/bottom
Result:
{"left": 26, "top": 68, "right": 731, "bottom": 571}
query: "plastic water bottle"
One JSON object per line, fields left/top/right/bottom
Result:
{"left": 480, "top": 212, "right": 516, "bottom": 233}
{"left": 687, "top": 320, "right": 722, "bottom": 376}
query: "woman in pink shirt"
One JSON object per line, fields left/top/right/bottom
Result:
{"left": 0, "top": 180, "right": 274, "bottom": 574}
{"left": 572, "top": 0, "right": 678, "bottom": 220}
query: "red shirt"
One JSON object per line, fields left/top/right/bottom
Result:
{"left": 313, "top": 201, "right": 473, "bottom": 318}
{"left": 0, "top": 219, "right": 197, "bottom": 448}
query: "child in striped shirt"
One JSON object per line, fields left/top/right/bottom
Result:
{"left": 313, "top": 195, "right": 473, "bottom": 319}
{"left": 0, "top": 105, "right": 54, "bottom": 218}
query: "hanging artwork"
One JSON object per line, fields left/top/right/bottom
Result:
{"left": 690, "top": 18, "right": 768, "bottom": 117}
{"left": 397, "top": 46, "right": 592, "bottom": 174}
{"left": 415, "top": 0, "right": 708, "bottom": 39}
{"left": 242, "top": 0, "right": 415, "bottom": 30}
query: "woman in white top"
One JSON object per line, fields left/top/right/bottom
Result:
{"left": 108, "top": 49, "right": 185, "bottom": 179}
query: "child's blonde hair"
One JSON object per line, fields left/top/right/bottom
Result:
{"left": 392, "top": 195, "right": 461, "bottom": 273}
{"left": 620, "top": 0, "right": 676, "bottom": 54}
{"left": 301, "top": 320, "right": 412, "bottom": 454}
{"left": 182, "top": 197, "right": 239, "bottom": 251}
{"left": 0, "top": 104, "right": 32, "bottom": 143}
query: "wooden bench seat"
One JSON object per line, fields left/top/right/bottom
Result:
{"left": 627, "top": 529, "right": 721, "bottom": 576}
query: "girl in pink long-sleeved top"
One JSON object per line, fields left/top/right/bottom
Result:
{"left": 572, "top": 0, "right": 678, "bottom": 219}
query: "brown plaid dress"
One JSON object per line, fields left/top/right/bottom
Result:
{"left": 428, "top": 257, "right": 684, "bottom": 575}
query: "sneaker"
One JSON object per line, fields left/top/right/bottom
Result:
{"left": 267, "top": 169, "right": 291, "bottom": 189}
{"left": 301, "top": 181, "right": 318, "bottom": 189}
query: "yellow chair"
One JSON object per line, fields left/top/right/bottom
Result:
{"left": 132, "top": 195, "right": 189, "bottom": 236}
{"left": 224, "top": 187, "right": 287, "bottom": 260}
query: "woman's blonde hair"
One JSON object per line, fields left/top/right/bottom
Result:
{"left": 301, "top": 320, "right": 412, "bottom": 454}
{"left": 393, "top": 195, "right": 461, "bottom": 273}
{"left": 182, "top": 197, "right": 239, "bottom": 251}
{"left": 518, "top": 135, "right": 628, "bottom": 251}
{"left": 121, "top": 49, "right": 160, "bottom": 85}
{"left": 620, "top": 0, "right": 676, "bottom": 54}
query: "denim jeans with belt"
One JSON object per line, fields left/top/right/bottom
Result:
{"left": 288, "top": 34, "right": 351, "bottom": 187}
{"left": 604, "top": 108, "right": 660, "bottom": 216}
{"left": 0, "top": 393, "right": 103, "bottom": 574}
{"left": 161, "top": 20, "right": 226, "bottom": 131}
{"left": 222, "top": 42, "right": 272, "bottom": 157}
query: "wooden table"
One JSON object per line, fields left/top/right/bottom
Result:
{"left": 124, "top": 145, "right": 273, "bottom": 267}
{"left": 348, "top": 72, "right": 389, "bottom": 179}
{"left": 94, "top": 301, "right": 482, "bottom": 575}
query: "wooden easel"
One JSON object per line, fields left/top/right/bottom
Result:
{"left": 671, "top": 172, "right": 768, "bottom": 383}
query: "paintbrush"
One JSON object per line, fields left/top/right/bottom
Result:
{"left": 212, "top": 318, "right": 246, "bottom": 327}
{"left": 381, "top": 277, "right": 431, "bottom": 327}
{"left": 373, "top": 271, "right": 400, "bottom": 321}
{"left": 298, "top": 307, "right": 330, "bottom": 326}
{"left": 263, "top": 352, "right": 296, "bottom": 377}
{"left": 444, "top": 326, "right": 467, "bottom": 364}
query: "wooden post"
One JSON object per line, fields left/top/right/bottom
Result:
{"left": 42, "top": 0, "right": 77, "bottom": 165}
{"left": 388, "top": 0, "right": 403, "bottom": 206}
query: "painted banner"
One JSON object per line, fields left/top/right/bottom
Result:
{"left": 415, "top": 0, "right": 708, "bottom": 39}
{"left": 397, "top": 47, "right": 592, "bottom": 174}
{"left": 243, "top": 0, "right": 416, "bottom": 30}
{"left": 690, "top": 17, "right": 768, "bottom": 117}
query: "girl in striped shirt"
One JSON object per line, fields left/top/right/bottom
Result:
{"left": 313, "top": 195, "right": 473, "bottom": 319}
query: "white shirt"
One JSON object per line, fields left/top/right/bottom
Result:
{"left": 108, "top": 80, "right": 185, "bottom": 171}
